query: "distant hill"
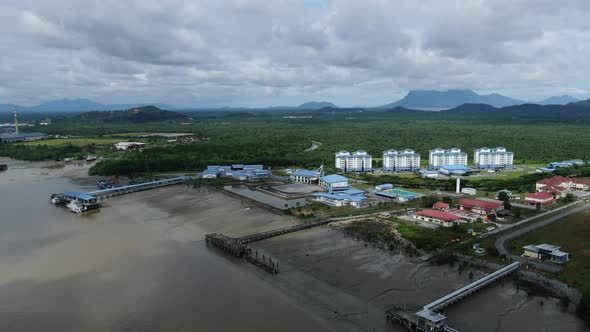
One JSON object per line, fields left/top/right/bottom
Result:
{"left": 537, "top": 95, "right": 579, "bottom": 105}
{"left": 73, "top": 106, "right": 186, "bottom": 123}
{"left": 378, "top": 89, "right": 527, "bottom": 109}
{"left": 444, "top": 102, "right": 590, "bottom": 121}
{"left": 297, "top": 101, "right": 338, "bottom": 109}
{"left": 571, "top": 98, "right": 590, "bottom": 107}
{"left": 1, "top": 99, "right": 178, "bottom": 113}
{"left": 317, "top": 106, "right": 362, "bottom": 113}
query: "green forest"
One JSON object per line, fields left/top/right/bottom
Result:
{"left": 3, "top": 109, "right": 590, "bottom": 178}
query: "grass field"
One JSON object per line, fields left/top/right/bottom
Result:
{"left": 510, "top": 209, "right": 590, "bottom": 294}
{"left": 19, "top": 138, "right": 125, "bottom": 147}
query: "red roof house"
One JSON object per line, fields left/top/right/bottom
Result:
{"left": 525, "top": 192, "right": 556, "bottom": 206}
{"left": 459, "top": 198, "right": 503, "bottom": 215}
{"left": 433, "top": 202, "right": 450, "bottom": 210}
{"left": 536, "top": 176, "right": 590, "bottom": 195}
{"left": 414, "top": 210, "right": 461, "bottom": 227}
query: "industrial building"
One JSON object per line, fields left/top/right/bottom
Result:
{"left": 428, "top": 148, "right": 468, "bottom": 169}
{"left": 522, "top": 244, "right": 569, "bottom": 263}
{"left": 0, "top": 132, "right": 49, "bottom": 143}
{"left": 319, "top": 174, "right": 349, "bottom": 191}
{"left": 375, "top": 183, "right": 394, "bottom": 190}
{"left": 473, "top": 147, "right": 514, "bottom": 169}
{"left": 290, "top": 166, "right": 324, "bottom": 184}
{"left": 382, "top": 149, "right": 420, "bottom": 172}
{"left": 524, "top": 192, "right": 556, "bottom": 206}
{"left": 458, "top": 198, "right": 503, "bottom": 215}
{"left": 311, "top": 189, "right": 368, "bottom": 208}
{"left": 201, "top": 164, "right": 272, "bottom": 181}
{"left": 413, "top": 210, "right": 461, "bottom": 227}
{"left": 335, "top": 150, "right": 372, "bottom": 172}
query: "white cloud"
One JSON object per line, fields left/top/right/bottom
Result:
{"left": 0, "top": 0, "right": 589, "bottom": 107}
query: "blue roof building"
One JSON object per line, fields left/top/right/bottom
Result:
{"left": 311, "top": 190, "right": 368, "bottom": 208}
{"left": 438, "top": 164, "right": 472, "bottom": 176}
{"left": 375, "top": 183, "right": 394, "bottom": 190}
{"left": 319, "top": 174, "right": 349, "bottom": 191}
{"left": 0, "top": 132, "right": 49, "bottom": 143}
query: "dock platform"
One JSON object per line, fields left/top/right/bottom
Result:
{"left": 386, "top": 261, "right": 521, "bottom": 331}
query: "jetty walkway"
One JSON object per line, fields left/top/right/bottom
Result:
{"left": 387, "top": 261, "right": 521, "bottom": 331}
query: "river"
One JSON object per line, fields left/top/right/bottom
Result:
{"left": 0, "top": 157, "right": 587, "bottom": 331}
{"left": 0, "top": 158, "right": 329, "bottom": 332}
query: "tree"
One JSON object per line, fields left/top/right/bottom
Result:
{"left": 513, "top": 207, "right": 522, "bottom": 218}
{"left": 497, "top": 191, "right": 510, "bottom": 202}
{"left": 561, "top": 193, "right": 576, "bottom": 204}
{"left": 503, "top": 200, "right": 512, "bottom": 210}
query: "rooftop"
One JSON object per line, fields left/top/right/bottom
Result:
{"left": 459, "top": 198, "right": 502, "bottom": 210}
{"left": 440, "top": 164, "right": 471, "bottom": 171}
{"left": 320, "top": 174, "right": 348, "bottom": 184}
{"left": 415, "top": 209, "right": 461, "bottom": 222}
{"left": 526, "top": 192, "right": 554, "bottom": 200}
{"left": 0, "top": 132, "right": 48, "bottom": 139}
{"left": 292, "top": 170, "right": 318, "bottom": 177}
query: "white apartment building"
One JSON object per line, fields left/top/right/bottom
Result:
{"left": 335, "top": 150, "right": 372, "bottom": 172}
{"left": 429, "top": 148, "right": 468, "bottom": 169}
{"left": 474, "top": 147, "right": 514, "bottom": 169}
{"left": 383, "top": 149, "right": 420, "bottom": 172}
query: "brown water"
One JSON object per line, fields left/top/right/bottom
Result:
{"left": 0, "top": 158, "right": 587, "bottom": 332}
{"left": 0, "top": 158, "right": 330, "bottom": 332}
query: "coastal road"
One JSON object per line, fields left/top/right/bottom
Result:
{"left": 494, "top": 202, "right": 590, "bottom": 273}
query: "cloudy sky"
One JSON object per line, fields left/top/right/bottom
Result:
{"left": 1, "top": 0, "right": 590, "bottom": 107}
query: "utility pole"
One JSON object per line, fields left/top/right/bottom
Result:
{"left": 13, "top": 105, "right": 19, "bottom": 134}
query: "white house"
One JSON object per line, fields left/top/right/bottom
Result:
{"left": 335, "top": 150, "right": 372, "bottom": 172}
{"left": 429, "top": 148, "right": 467, "bottom": 169}
{"left": 523, "top": 244, "right": 569, "bottom": 263}
{"left": 474, "top": 147, "right": 514, "bottom": 169}
{"left": 383, "top": 149, "right": 420, "bottom": 172}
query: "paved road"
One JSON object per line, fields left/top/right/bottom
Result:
{"left": 494, "top": 202, "right": 590, "bottom": 272}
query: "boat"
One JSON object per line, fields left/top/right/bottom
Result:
{"left": 64, "top": 158, "right": 72, "bottom": 163}
{"left": 66, "top": 200, "right": 101, "bottom": 213}
{"left": 0, "top": 164, "right": 7, "bottom": 171}
{"left": 49, "top": 193, "right": 65, "bottom": 205}
{"left": 86, "top": 155, "right": 98, "bottom": 162}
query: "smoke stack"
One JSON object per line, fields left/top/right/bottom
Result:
{"left": 13, "top": 105, "right": 19, "bottom": 134}
{"left": 456, "top": 177, "right": 461, "bottom": 194}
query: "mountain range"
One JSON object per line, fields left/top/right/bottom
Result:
{"left": 0, "top": 91, "right": 583, "bottom": 112}
{"left": 376, "top": 89, "right": 579, "bottom": 109}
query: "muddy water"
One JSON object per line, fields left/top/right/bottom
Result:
{"left": 0, "top": 157, "right": 587, "bottom": 332}
{"left": 254, "top": 228, "right": 589, "bottom": 332}
{"left": 0, "top": 158, "right": 329, "bottom": 332}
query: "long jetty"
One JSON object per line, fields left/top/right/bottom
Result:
{"left": 386, "top": 261, "right": 521, "bottom": 332}
{"left": 206, "top": 218, "right": 334, "bottom": 274}
{"left": 86, "top": 176, "right": 188, "bottom": 200}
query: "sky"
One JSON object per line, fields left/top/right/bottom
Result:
{"left": 1, "top": 0, "right": 590, "bottom": 107}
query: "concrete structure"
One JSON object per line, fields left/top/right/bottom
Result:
{"left": 459, "top": 198, "right": 503, "bottom": 215}
{"left": 319, "top": 174, "right": 349, "bottom": 191}
{"left": 311, "top": 190, "right": 367, "bottom": 208}
{"left": 335, "top": 150, "right": 372, "bottom": 172}
{"left": 382, "top": 149, "right": 420, "bottom": 172}
{"left": 525, "top": 192, "right": 556, "bottom": 206}
{"left": 474, "top": 147, "right": 514, "bottom": 170}
{"left": 461, "top": 187, "right": 477, "bottom": 195}
{"left": 413, "top": 210, "right": 460, "bottom": 227}
{"left": 418, "top": 170, "right": 440, "bottom": 179}
{"left": 428, "top": 148, "right": 467, "bottom": 169}
{"left": 523, "top": 244, "right": 569, "bottom": 263}
{"left": 115, "top": 142, "right": 146, "bottom": 150}
{"left": 536, "top": 176, "right": 590, "bottom": 197}
{"left": 375, "top": 183, "right": 394, "bottom": 190}
{"left": 0, "top": 132, "right": 49, "bottom": 143}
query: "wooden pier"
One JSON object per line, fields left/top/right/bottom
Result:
{"left": 205, "top": 234, "right": 279, "bottom": 274}
{"left": 386, "top": 262, "right": 521, "bottom": 332}
{"left": 205, "top": 219, "right": 333, "bottom": 274}
{"left": 236, "top": 218, "right": 333, "bottom": 244}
